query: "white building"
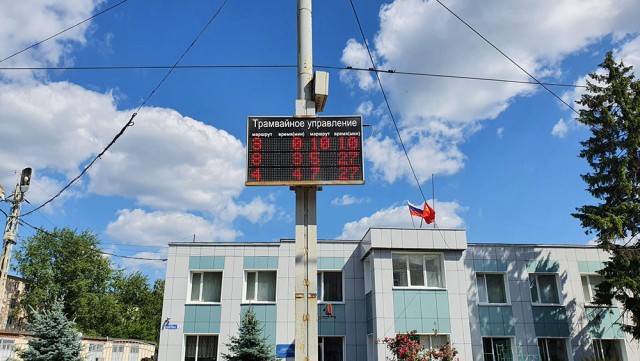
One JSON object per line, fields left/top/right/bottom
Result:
{"left": 158, "top": 227, "right": 640, "bottom": 361}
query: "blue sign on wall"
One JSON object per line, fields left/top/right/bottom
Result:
{"left": 164, "top": 323, "right": 179, "bottom": 330}
{"left": 276, "top": 343, "right": 295, "bottom": 357}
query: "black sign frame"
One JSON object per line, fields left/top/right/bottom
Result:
{"left": 246, "top": 116, "right": 365, "bottom": 186}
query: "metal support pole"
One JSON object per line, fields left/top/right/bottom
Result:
{"left": 294, "top": 1, "right": 318, "bottom": 360}
{"left": 0, "top": 181, "right": 23, "bottom": 329}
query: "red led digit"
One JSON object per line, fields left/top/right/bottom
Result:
{"left": 309, "top": 152, "right": 320, "bottom": 165}
{"left": 320, "top": 136, "right": 330, "bottom": 150}
{"left": 349, "top": 151, "right": 358, "bottom": 164}
{"left": 251, "top": 168, "right": 261, "bottom": 180}
{"left": 292, "top": 137, "right": 303, "bottom": 150}
{"left": 339, "top": 137, "right": 345, "bottom": 150}
{"left": 338, "top": 152, "right": 347, "bottom": 165}
{"left": 348, "top": 136, "right": 359, "bottom": 150}
{"left": 292, "top": 152, "right": 302, "bottom": 166}
{"left": 292, "top": 168, "right": 302, "bottom": 180}
{"left": 338, "top": 167, "right": 347, "bottom": 180}
{"left": 349, "top": 166, "right": 359, "bottom": 179}
{"left": 252, "top": 137, "right": 262, "bottom": 150}
{"left": 311, "top": 167, "right": 320, "bottom": 180}
{"left": 251, "top": 152, "right": 262, "bottom": 166}
{"left": 311, "top": 137, "right": 318, "bottom": 151}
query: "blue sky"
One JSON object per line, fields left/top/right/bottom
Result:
{"left": 1, "top": 0, "right": 639, "bottom": 279}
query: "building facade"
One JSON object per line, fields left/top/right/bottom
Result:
{"left": 0, "top": 331, "right": 155, "bottom": 361}
{"left": 158, "top": 227, "right": 640, "bottom": 361}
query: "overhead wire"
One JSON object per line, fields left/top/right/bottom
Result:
{"left": 23, "top": 0, "right": 231, "bottom": 216}
{"left": 0, "top": 0, "right": 132, "bottom": 65}
{"left": 0, "top": 64, "right": 587, "bottom": 88}
{"left": 347, "top": 0, "right": 427, "bottom": 202}
{"left": 433, "top": 0, "right": 579, "bottom": 114}
{"left": 18, "top": 218, "right": 167, "bottom": 261}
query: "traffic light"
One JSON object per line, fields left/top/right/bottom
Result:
{"left": 20, "top": 168, "right": 32, "bottom": 193}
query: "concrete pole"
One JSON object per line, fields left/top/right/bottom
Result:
{"left": 0, "top": 181, "right": 23, "bottom": 329}
{"left": 294, "top": 1, "right": 318, "bottom": 361}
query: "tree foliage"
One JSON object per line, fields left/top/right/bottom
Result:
{"left": 573, "top": 51, "right": 640, "bottom": 338}
{"left": 14, "top": 227, "right": 164, "bottom": 342}
{"left": 222, "top": 307, "right": 275, "bottom": 361}
{"left": 17, "top": 299, "right": 83, "bottom": 361}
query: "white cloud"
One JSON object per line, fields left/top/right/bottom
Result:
{"left": 331, "top": 194, "right": 369, "bottom": 206}
{"left": 341, "top": 0, "right": 640, "bottom": 183}
{"left": 357, "top": 101, "right": 374, "bottom": 116}
{"left": 0, "top": 0, "right": 100, "bottom": 82}
{"left": 551, "top": 119, "right": 569, "bottom": 138}
{"left": 105, "top": 209, "right": 241, "bottom": 247}
{"left": 496, "top": 127, "right": 504, "bottom": 138}
{"left": 339, "top": 39, "right": 376, "bottom": 91}
{"left": 88, "top": 106, "right": 247, "bottom": 214}
{"left": 337, "top": 200, "right": 465, "bottom": 239}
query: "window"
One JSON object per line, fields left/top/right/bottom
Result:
{"left": 392, "top": 253, "right": 443, "bottom": 288}
{"left": 0, "top": 339, "right": 14, "bottom": 359}
{"left": 86, "top": 343, "right": 103, "bottom": 361}
{"left": 477, "top": 273, "right": 508, "bottom": 304}
{"left": 111, "top": 344, "right": 124, "bottom": 361}
{"left": 318, "top": 337, "right": 343, "bottom": 361}
{"left": 185, "top": 335, "right": 218, "bottom": 361}
{"left": 418, "top": 334, "right": 449, "bottom": 350}
{"left": 318, "top": 271, "right": 343, "bottom": 302}
{"left": 245, "top": 271, "right": 276, "bottom": 302}
{"left": 529, "top": 274, "right": 560, "bottom": 304}
{"left": 538, "top": 338, "right": 568, "bottom": 361}
{"left": 482, "top": 338, "right": 512, "bottom": 361}
{"left": 593, "top": 339, "right": 623, "bottom": 361}
{"left": 130, "top": 345, "right": 139, "bottom": 359}
{"left": 190, "top": 272, "right": 222, "bottom": 303}
{"left": 581, "top": 275, "right": 610, "bottom": 305}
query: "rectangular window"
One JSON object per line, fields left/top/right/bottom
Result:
{"left": 245, "top": 271, "right": 276, "bottom": 302}
{"left": 593, "top": 339, "right": 623, "bottom": 361}
{"left": 418, "top": 334, "right": 449, "bottom": 350}
{"left": 538, "top": 338, "right": 568, "bottom": 361}
{"left": 86, "top": 343, "right": 103, "bottom": 361}
{"left": 318, "top": 336, "right": 343, "bottom": 361}
{"left": 529, "top": 274, "right": 560, "bottom": 304}
{"left": 190, "top": 272, "right": 222, "bottom": 303}
{"left": 185, "top": 335, "right": 218, "bottom": 361}
{"left": 111, "top": 344, "right": 124, "bottom": 361}
{"left": 318, "top": 271, "right": 343, "bottom": 302}
{"left": 482, "top": 338, "right": 512, "bottom": 361}
{"left": 477, "top": 273, "right": 507, "bottom": 304}
{"left": 581, "top": 275, "right": 609, "bottom": 305}
{"left": 392, "top": 253, "right": 443, "bottom": 288}
{"left": 130, "top": 345, "right": 139, "bottom": 358}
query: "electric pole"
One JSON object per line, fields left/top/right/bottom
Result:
{"left": 294, "top": 1, "right": 318, "bottom": 360}
{"left": 0, "top": 167, "right": 31, "bottom": 328}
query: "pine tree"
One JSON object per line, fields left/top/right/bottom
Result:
{"left": 573, "top": 51, "right": 640, "bottom": 339}
{"left": 222, "top": 307, "right": 276, "bottom": 361}
{"left": 18, "top": 299, "right": 83, "bottom": 361}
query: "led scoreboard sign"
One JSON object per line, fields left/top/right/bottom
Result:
{"left": 246, "top": 116, "right": 364, "bottom": 186}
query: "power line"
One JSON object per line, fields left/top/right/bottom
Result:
{"left": 18, "top": 219, "right": 167, "bottom": 262}
{"left": 433, "top": 0, "right": 579, "bottom": 114}
{"left": 0, "top": 64, "right": 587, "bottom": 88}
{"left": 23, "top": 0, "right": 231, "bottom": 216}
{"left": 348, "top": 0, "right": 427, "bottom": 202}
{"left": 0, "top": 0, "right": 132, "bottom": 65}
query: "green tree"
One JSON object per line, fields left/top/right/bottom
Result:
{"left": 110, "top": 272, "right": 165, "bottom": 343}
{"left": 14, "top": 227, "right": 164, "bottom": 342}
{"left": 573, "top": 51, "right": 640, "bottom": 338}
{"left": 17, "top": 299, "right": 83, "bottom": 361}
{"left": 222, "top": 308, "right": 276, "bottom": 361}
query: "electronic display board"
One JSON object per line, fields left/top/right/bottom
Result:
{"left": 246, "top": 116, "right": 364, "bottom": 186}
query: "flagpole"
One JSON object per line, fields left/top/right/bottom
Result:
{"left": 432, "top": 173, "right": 436, "bottom": 229}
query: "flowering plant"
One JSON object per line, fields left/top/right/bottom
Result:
{"left": 378, "top": 331, "right": 459, "bottom": 361}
